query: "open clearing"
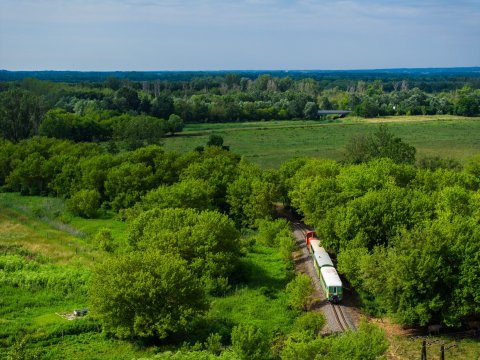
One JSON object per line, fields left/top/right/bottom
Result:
{"left": 164, "top": 115, "right": 480, "bottom": 168}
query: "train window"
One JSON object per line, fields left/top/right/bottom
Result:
{"left": 332, "top": 287, "right": 337, "bottom": 294}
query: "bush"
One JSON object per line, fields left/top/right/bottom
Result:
{"left": 285, "top": 274, "right": 314, "bottom": 311}
{"left": 278, "top": 235, "right": 296, "bottom": 267}
{"left": 256, "top": 219, "right": 291, "bottom": 247}
{"left": 231, "top": 324, "right": 271, "bottom": 360}
{"left": 292, "top": 312, "right": 325, "bottom": 336}
{"left": 94, "top": 228, "right": 116, "bottom": 253}
{"left": 280, "top": 331, "right": 325, "bottom": 360}
{"left": 281, "top": 321, "right": 387, "bottom": 360}
{"left": 66, "top": 189, "right": 101, "bottom": 218}
{"left": 90, "top": 251, "right": 208, "bottom": 340}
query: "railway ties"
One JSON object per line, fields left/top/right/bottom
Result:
{"left": 290, "top": 219, "right": 356, "bottom": 334}
{"left": 331, "top": 303, "right": 355, "bottom": 332}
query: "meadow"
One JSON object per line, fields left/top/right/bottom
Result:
{"left": 164, "top": 115, "right": 480, "bottom": 168}
{"left": 0, "top": 194, "right": 297, "bottom": 359}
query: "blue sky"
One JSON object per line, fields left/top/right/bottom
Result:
{"left": 0, "top": 0, "right": 479, "bottom": 70}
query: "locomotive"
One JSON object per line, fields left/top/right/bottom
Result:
{"left": 305, "top": 231, "right": 343, "bottom": 303}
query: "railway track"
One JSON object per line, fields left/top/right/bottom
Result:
{"left": 331, "top": 303, "right": 352, "bottom": 332}
{"left": 289, "top": 218, "right": 356, "bottom": 333}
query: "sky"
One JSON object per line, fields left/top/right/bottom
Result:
{"left": 0, "top": 0, "right": 479, "bottom": 71}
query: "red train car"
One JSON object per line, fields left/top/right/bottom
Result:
{"left": 305, "top": 231, "right": 318, "bottom": 247}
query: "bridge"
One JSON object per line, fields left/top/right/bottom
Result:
{"left": 317, "top": 110, "right": 351, "bottom": 118}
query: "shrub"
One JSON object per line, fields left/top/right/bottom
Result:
{"left": 285, "top": 274, "right": 314, "bottom": 311}
{"left": 66, "top": 189, "right": 101, "bottom": 218}
{"left": 90, "top": 251, "right": 208, "bottom": 339}
{"left": 94, "top": 228, "right": 116, "bottom": 253}
{"left": 231, "top": 324, "right": 271, "bottom": 360}
{"left": 292, "top": 312, "right": 326, "bottom": 336}
{"left": 256, "top": 219, "right": 291, "bottom": 247}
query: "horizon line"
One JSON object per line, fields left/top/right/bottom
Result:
{"left": 1, "top": 66, "right": 480, "bottom": 73}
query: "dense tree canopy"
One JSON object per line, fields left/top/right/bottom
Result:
{"left": 285, "top": 151, "right": 480, "bottom": 326}
{"left": 127, "top": 208, "right": 241, "bottom": 292}
{"left": 0, "top": 89, "right": 44, "bottom": 142}
{"left": 90, "top": 251, "right": 208, "bottom": 339}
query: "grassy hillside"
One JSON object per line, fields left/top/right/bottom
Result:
{"left": 0, "top": 194, "right": 298, "bottom": 359}
{"left": 164, "top": 116, "right": 480, "bottom": 168}
{"left": 0, "top": 194, "right": 153, "bottom": 359}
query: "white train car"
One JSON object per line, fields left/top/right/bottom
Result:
{"left": 305, "top": 231, "right": 343, "bottom": 303}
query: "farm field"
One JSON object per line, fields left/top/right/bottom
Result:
{"left": 164, "top": 115, "right": 480, "bottom": 168}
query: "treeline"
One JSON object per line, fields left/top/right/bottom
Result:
{"left": 280, "top": 131, "right": 480, "bottom": 327}
{"left": 1, "top": 76, "right": 480, "bottom": 144}
{"left": 0, "top": 137, "right": 277, "bottom": 227}
{"left": 2, "top": 68, "right": 480, "bottom": 89}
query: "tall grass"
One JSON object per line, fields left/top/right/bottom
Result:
{"left": 164, "top": 116, "right": 480, "bottom": 168}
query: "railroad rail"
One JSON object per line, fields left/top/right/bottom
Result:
{"left": 290, "top": 219, "right": 356, "bottom": 333}
{"left": 331, "top": 303, "right": 351, "bottom": 332}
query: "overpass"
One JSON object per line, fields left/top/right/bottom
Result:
{"left": 317, "top": 110, "right": 352, "bottom": 118}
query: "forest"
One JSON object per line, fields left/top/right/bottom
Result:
{"left": 1, "top": 73, "right": 480, "bottom": 359}
{"left": 1, "top": 71, "right": 480, "bottom": 147}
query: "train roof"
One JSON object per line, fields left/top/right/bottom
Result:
{"left": 320, "top": 267, "right": 342, "bottom": 287}
{"left": 311, "top": 242, "right": 334, "bottom": 268}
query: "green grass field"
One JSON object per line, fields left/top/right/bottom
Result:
{"left": 210, "top": 244, "right": 296, "bottom": 334}
{"left": 0, "top": 194, "right": 153, "bottom": 359}
{"left": 0, "top": 194, "right": 299, "bottom": 359}
{"left": 164, "top": 116, "right": 480, "bottom": 168}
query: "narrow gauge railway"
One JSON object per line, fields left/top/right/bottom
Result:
{"left": 291, "top": 221, "right": 355, "bottom": 333}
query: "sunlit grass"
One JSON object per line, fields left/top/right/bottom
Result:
{"left": 165, "top": 116, "right": 480, "bottom": 168}
{"left": 210, "top": 243, "right": 297, "bottom": 335}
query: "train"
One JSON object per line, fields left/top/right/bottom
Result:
{"left": 305, "top": 231, "right": 343, "bottom": 303}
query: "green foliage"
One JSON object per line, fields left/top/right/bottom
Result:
{"left": 66, "top": 189, "right": 101, "bottom": 218}
{"left": 146, "top": 350, "right": 240, "bottom": 360}
{"left": 39, "top": 108, "right": 110, "bottom": 142}
{"left": 465, "top": 153, "right": 480, "bottom": 179}
{"left": 180, "top": 146, "right": 240, "bottom": 210}
{"left": 113, "top": 114, "right": 166, "bottom": 150}
{"left": 416, "top": 155, "right": 462, "bottom": 171}
{"left": 284, "top": 151, "right": 480, "bottom": 326}
{"left": 255, "top": 219, "right": 291, "bottom": 247}
{"left": 455, "top": 86, "right": 480, "bottom": 116}
{"left": 255, "top": 219, "right": 295, "bottom": 266}
{"left": 6, "top": 152, "right": 51, "bottom": 195}
{"left": 345, "top": 125, "right": 416, "bottom": 164}
{"left": 0, "top": 89, "right": 44, "bottom": 142}
{"left": 210, "top": 242, "right": 298, "bottom": 345}
{"left": 324, "top": 321, "right": 388, "bottom": 360}
{"left": 90, "top": 251, "right": 208, "bottom": 339}
{"left": 167, "top": 114, "right": 185, "bottom": 135}
{"left": 207, "top": 134, "right": 225, "bottom": 147}
{"left": 280, "top": 331, "right": 325, "bottom": 360}
{"left": 231, "top": 324, "right": 271, "bottom": 360}
{"left": 291, "top": 312, "right": 325, "bottom": 336}
{"left": 285, "top": 274, "right": 314, "bottom": 311}
{"left": 113, "top": 86, "right": 140, "bottom": 112}
{"left": 141, "top": 178, "right": 216, "bottom": 211}
{"left": 127, "top": 208, "right": 240, "bottom": 293}
{"left": 227, "top": 161, "right": 278, "bottom": 227}
{"left": 281, "top": 322, "right": 388, "bottom": 360}
{"left": 104, "top": 162, "right": 155, "bottom": 211}
{"left": 303, "top": 102, "right": 319, "bottom": 120}
{"left": 94, "top": 228, "right": 117, "bottom": 253}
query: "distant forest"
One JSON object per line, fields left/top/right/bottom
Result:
{"left": 0, "top": 69, "right": 479, "bottom": 144}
